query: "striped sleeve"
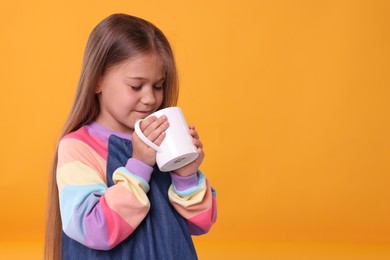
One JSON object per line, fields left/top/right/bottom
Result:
{"left": 168, "top": 171, "right": 217, "bottom": 235}
{"left": 57, "top": 137, "right": 151, "bottom": 250}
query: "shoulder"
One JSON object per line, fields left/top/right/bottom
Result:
{"left": 59, "top": 126, "right": 92, "bottom": 153}
{"left": 63, "top": 126, "right": 91, "bottom": 142}
{"left": 58, "top": 126, "right": 108, "bottom": 164}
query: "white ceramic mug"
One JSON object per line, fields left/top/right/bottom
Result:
{"left": 134, "top": 107, "right": 199, "bottom": 172}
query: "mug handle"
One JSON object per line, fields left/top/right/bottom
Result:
{"left": 134, "top": 120, "right": 163, "bottom": 153}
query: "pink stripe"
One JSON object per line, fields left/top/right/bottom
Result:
{"left": 170, "top": 180, "right": 213, "bottom": 219}
{"left": 104, "top": 183, "right": 150, "bottom": 228}
{"left": 65, "top": 127, "right": 108, "bottom": 160}
{"left": 211, "top": 196, "right": 217, "bottom": 223}
{"left": 57, "top": 139, "right": 107, "bottom": 181}
{"left": 187, "top": 196, "right": 217, "bottom": 232}
{"left": 100, "top": 196, "right": 134, "bottom": 248}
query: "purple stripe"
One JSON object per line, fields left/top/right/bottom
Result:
{"left": 84, "top": 202, "right": 111, "bottom": 250}
{"left": 125, "top": 158, "right": 153, "bottom": 182}
{"left": 86, "top": 122, "right": 132, "bottom": 142}
{"left": 170, "top": 172, "right": 199, "bottom": 191}
{"left": 64, "top": 191, "right": 110, "bottom": 250}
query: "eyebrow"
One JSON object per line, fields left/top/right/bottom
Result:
{"left": 126, "top": 76, "right": 165, "bottom": 82}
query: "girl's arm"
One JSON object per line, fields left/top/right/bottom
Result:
{"left": 168, "top": 171, "right": 217, "bottom": 235}
{"left": 57, "top": 136, "right": 153, "bottom": 250}
{"left": 167, "top": 125, "right": 217, "bottom": 234}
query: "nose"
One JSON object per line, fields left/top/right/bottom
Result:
{"left": 140, "top": 86, "right": 156, "bottom": 105}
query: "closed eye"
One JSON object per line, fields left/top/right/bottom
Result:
{"left": 154, "top": 84, "right": 164, "bottom": 90}
{"left": 131, "top": 85, "right": 142, "bottom": 91}
{"left": 154, "top": 79, "right": 165, "bottom": 90}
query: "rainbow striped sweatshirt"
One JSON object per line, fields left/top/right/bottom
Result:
{"left": 57, "top": 122, "right": 217, "bottom": 258}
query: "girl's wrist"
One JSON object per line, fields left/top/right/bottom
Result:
{"left": 172, "top": 170, "right": 197, "bottom": 177}
{"left": 131, "top": 152, "right": 155, "bottom": 168}
{"left": 173, "top": 167, "right": 198, "bottom": 177}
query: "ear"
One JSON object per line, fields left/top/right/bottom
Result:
{"left": 95, "top": 77, "right": 103, "bottom": 94}
{"left": 95, "top": 85, "right": 102, "bottom": 94}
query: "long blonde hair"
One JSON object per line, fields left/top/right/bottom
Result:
{"left": 44, "top": 13, "right": 179, "bottom": 260}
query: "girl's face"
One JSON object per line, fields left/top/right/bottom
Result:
{"left": 95, "top": 52, "right": 165, "bottom": 134}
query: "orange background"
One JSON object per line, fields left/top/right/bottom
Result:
{"left": 1, "top": 0, "right": 389, "bottom": 259}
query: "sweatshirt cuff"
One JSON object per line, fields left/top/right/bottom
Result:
{"left": 170, "top": 171, "right": 207, "bottom": 197}
{"left": 125, "top": 158, "right": 153, "bottom": 183}
{"left": 170, "top": 172, "right": 199, "bottom": 191}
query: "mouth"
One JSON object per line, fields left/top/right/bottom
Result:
{"left": 134, "top": 110, "right": 153, "bottom": 116}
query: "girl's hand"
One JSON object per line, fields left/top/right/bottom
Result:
{"left": 174, "top": 124, "right": 205, "bottom": 177}
{"left": 132, "top": 116, "right": 169, "bottom": 166}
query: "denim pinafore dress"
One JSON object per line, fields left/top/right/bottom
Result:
{"left": 61, "top": 135, "right": 198, "bottom": 260}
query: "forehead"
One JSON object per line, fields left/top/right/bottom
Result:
{"left": 116, "top": 53, "right": 165, "bottom": 75}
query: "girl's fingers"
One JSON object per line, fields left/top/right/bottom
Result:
{"left": 140, "top": 120, "right": 202, "bottom": 150}
{"left": 141, "top": 116, "right": 169, "bottom": 141}
{"left": 189, "top": 125, "right": 199, "bottom": 139}
{"left": 153, "top": 131, "right": 166, "bottom": 146}
{"left": 141, "top": 116, "right": 166, "bottom": 132}
{"left": 193, "top": 138, "right": 203, "bottom": 149}
{"left": 188, "top": 124, "right": 202, "bottom": 148}
{"left": 197, "top": 147, "right": 205, "bottom": 161}
{"left": 149, "top": 120, "right": 169, "bottom": 143}
{"left": 140, "top": 116, "right": 158, "bottom": 131}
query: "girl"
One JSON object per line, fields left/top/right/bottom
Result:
{"left": 45, "top": 13, "right": 217, "bottom": 260}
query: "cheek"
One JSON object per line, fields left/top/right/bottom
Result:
{"left": 124, "top": 96, "right": 139, "bottom": 108}
{"left": 157, "top": 91, "right": 164, "bottom": 106}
